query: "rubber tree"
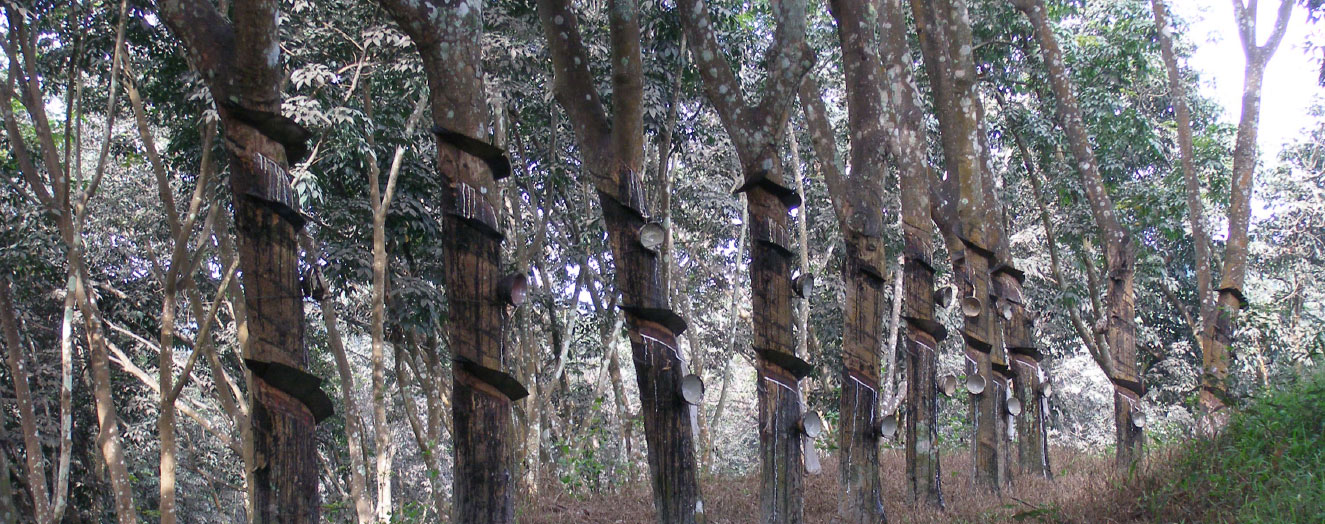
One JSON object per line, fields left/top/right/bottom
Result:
{"left": 797, "top": 0, "right": 917, "bottom": 518}
{"left": 373, "top": 0, "right": 528, "bottom": 521}
{"left": 1009, "top": 0, "right": 1143, "bottom": 467}
{"left": 823, "top": 2, "right": 892, "bottom": 518}
{"left": 877, "top": 0, "right": 956, "bottom": 502}
{"left": 157, "top": 0, "right": 337, "bottom": 520}
{"left": 677, "top": 0, "right": 816, "bottom": 520}
{"left": 537, "top": 0, "right": 704, "bottom": 521}
{"left": 910, "top": 0, "right": 1013, "bottom": 489}
{"left": 1151, "top": 0, "right": 1294, "bottom": 431}
{"left": 993, "top": 108, "right": 1052, "bottom": 479}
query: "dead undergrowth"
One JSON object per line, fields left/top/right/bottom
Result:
{"left": 517, "top": 446, "right": 1171, "bottom": 523}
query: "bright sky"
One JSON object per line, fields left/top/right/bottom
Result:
{"left": 1175, "top": 1, "right": 1324, "bottom": 160}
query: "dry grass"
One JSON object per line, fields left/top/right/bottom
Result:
{"left": 517, "top": 446, "right": 1175, "bottom": 523}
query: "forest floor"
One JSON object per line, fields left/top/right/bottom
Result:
{"left": 519, "top": 446, "right": 1145, "bottom": 523}
{"left": 519, "top": 369, "right": 1325, "bottom": 524}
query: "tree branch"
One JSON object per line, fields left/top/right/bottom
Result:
{"left": 155, "top": 0, "right": 236, "bottom": 99}
{"left": 797, "top": 76, "right": 849, "bottom": 226}
{"left": 536, "top": 0, "right": 612, "bottom": 157}
{"left": 675, "top": 0, "right": 753, "bottom": 149}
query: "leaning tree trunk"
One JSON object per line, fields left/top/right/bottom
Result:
{"left": 679, "top": 0, "right": 815, "bottom": 520}
{"left": 376, "top": 1, "right": 528, "bottom": 521}
{"left": 537, "top": 1, "right": 702, "bottom": 520}
{"left": 910, "top": 0, "right": 1011, "bottom": 490}
{"left": 1010, "top": 0, "right": 1144, "bottom": 467}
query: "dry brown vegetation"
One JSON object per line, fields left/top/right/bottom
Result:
{"left": 517, "top": 446, "right": 1179, "bottom": 524}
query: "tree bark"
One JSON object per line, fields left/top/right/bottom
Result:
{"left": 1001, "top": 120, "right": 1057, "bottom": 479}
{"left": 1010, "top": 0, "right": 1143, "bottom": 467}
{"left": 125, "top": 58, "right": 221, "bottom": 524}
{"left": 1151, "top": 0, "right": 1214, "bottom": 363}
{"left": 0, "top": 4, "right": 138, "bottom": 520}
{"left": 302, "top": 234, "right": 374, "bottom": 524}
{"left": 0, "top": 277, "right": 52, "bottom": 523}
{"left": 538, "top": 0, "right": 704, "bottom": 520}
{"left": 361, "top": 81, "right": 426, "bottom": 524}
{"left": 801, "top": 0, "right": 901, "bottom": 518}
{"left": 1198, "top": 0, "right": 1294, "bottom": 431}
{"left": 679, "top": 0, "right": 814, "bottom": 520}
{"left": 910, "top": 0, "right": 1011, "bottom": 489}
{"left": 157, "top": 0, "right": 332, "bottom": 520}
{"left": 374, "top": 2, "right": 525, "bottom": 521}
{"left": 878, "top": 0, "right": 946, "bottom": 504}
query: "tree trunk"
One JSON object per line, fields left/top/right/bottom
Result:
{"left": 126, "top": 58, "right": 220, "bottom": 524}
{"left": 910, "top": 0, "right": 1011, "bottom": 490}
{"left": 1199, "top": 0, "right": 1293, "bottom": 431}
{"left": 538, "top": 1, "right": 703, "bottom": 520}
{"left": 303, "top": 234, "right": 374, "bottom": 524}
{"left": 876, "top": 0, "right": 946, "bottom": 505}
{"left": 679, "top": 0, "right": 813, "bottom": 519}
{"left": 0, "top": 277, "right": 52, "bottom": 523}
{"left": 1010, "top": 0, "right": 1143, "bottom": 467}
{"left": 991, "top": 94, "right": 1055, "bottom": 480}
{"left": 801, "top": 0, "right": 904, "bottom": 519}
{"left": 1151, "top": 0, "right": 1213, "bottom": 364}
{"left": 374, "top": 2, "right": 526, "bottom": 521}
{"left": 158, "top": 0, "right": 334, "bottom": 520}
{"left": 0, "top": 4, "right": 138, "bottom": 520}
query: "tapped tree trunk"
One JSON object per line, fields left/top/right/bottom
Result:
{"left": 537, "top": 0, "right": 703, "bottom": 520}
{"left": 1198, "top": 0, "right": 1293, "bottom": 431}
{"left": 376, "top": 1, "right": 526, "bottom": 521}
{"left": 1011, "top": 0, "right": 1144, "bottom": 467}
{"left": 158, "top": 1, "right": 334, "bottom": 521}
{"left": 679, "top": 0, "right": 814, "bottom": 520}
{"left": 911, "top": 0, "right": 1012, "bottom": 490}
{"left": 878, "top": 0, "right": 946, "bottom": 504}
{"left": 800, "top": 0, "right": 905, "bottom": 517}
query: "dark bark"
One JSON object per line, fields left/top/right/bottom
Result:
{"left": 373, "top": 1, "right": 526, "bottom": 521}
{"left": 537, "top": 0, "right": 703, "bottom": 520}
{"left": 678, "top": 0, "right": 813, "bottom": 520}
{"left": 158, "top": 0, "right": 339, "bottom": 520}
{"left": 803, "top": 0, "right": 914, "bottom": 518}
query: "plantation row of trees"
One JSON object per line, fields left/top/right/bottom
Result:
{"left": 1, "top": 0, "right": 1322, "bottom": 522}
